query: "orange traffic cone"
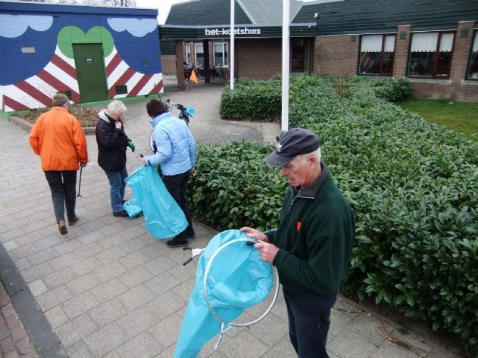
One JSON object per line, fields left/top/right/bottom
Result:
{"left": 190, "top": 69, "right": 198, "bottom": 84}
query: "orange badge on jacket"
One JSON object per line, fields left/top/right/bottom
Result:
{"left": 296, "top": 221, "right": 302, "bottom": 231}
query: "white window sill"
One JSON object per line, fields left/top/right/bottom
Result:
{"left": 407, "top": 78, "right": 451, "bottom": 84}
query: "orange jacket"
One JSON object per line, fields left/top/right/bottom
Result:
{"left": 29, "top": 107, "right": 89, "bottom": 171}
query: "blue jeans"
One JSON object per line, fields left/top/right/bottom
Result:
{"left": 44, "top": 171, "right": 77, "bottom": 223}
{"left": 103, "top": 166, "right": 128, "bottom": 213}
{"left": 162, "top": 170, "right": 195, "bottom": 242}
{"left": 283, "top": 290, "right": 337, "bottom": 358}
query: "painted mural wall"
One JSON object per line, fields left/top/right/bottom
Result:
{"left": 0, "top": 3, "right": 163, "bottom": 112}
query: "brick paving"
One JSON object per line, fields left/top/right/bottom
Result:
{"left": 0, "top": 281, "right": 38, "bottom": 358}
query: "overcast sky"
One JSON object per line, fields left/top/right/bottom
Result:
{"left": 135, "top": 0, "right": 190, "bottom": 24}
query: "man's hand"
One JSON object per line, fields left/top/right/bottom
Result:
{"left": 240, "top": 227, "right": 269, "bottom": 242}
{"left": 254, "top": 241, "right": 279, "bottom": 264}
{"left": 80, "top": 162, "right": 87, "bottom": 168}
{"left": 127, "top": 141, "right": 135, "bottom": 152}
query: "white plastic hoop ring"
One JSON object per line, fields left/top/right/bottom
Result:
{"left": 202, "top": 238, "right": 280, "bottom": 328}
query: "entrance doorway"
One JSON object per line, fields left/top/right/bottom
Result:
{"left": 73, "top": 43, "right": 108, "bottom": 103}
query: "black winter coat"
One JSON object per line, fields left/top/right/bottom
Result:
{"left": 95, "top": 110, "right": 131, "bottom": 171}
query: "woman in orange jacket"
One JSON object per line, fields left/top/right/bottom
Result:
{"left": 29, "top": 93, "right": 88, "bottom": 235}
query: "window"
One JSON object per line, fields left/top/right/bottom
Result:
{"left": 291, "top": 38, "right": 305, "bottom": 72}
{"left": 213, "top": 43, "right": 228, "bottom": 67}
{"left": 185, "top": 43, "right": 192, "bottom": 65}
{"left": 195, "top": 43, "right": 204, "bottom": 67}
{"left": 467, "top": 31, "right": 478, "bottom": 80}
{"left": 359, "top": 35, "right": 395, "bottom": 75}
{"left": 408, "top": 32, "right": 454, "bottom": 78}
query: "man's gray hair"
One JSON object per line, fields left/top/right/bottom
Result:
{"left": 297, "top": 147, "right": 322, "bottom": 164}
{"left": 107, "top": 100, "right": 127, "bottom": 117}
{"left": 52, "top": 93, "right": 70, "bottom": 107}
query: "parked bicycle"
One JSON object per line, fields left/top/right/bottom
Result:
{"left": 183, "top": 62, "right": 193, "bottom": 81}
{"left": 149, "top": 99, "right": 196, "bottom": 153}
{"left": 209, "top": 66, "right": 221, "bottom": 80}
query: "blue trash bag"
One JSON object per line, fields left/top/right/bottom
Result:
{"left": 122, "top": 198, "right": 142, "bottom": 218}
{"left": 185, "top": 106, "right": 195, "bottom": 118}
{"left": 174, "top": 229, "right": 273, "bottom": 358}
{"left": 125, "top": 165, "right": 188, "bottom": 239}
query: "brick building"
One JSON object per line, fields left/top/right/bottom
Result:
{"left": 160, "top": 0, "right": 478, "bottom": 101}
{"left": 0, "top": 1, "right": 162, "bottom": 113}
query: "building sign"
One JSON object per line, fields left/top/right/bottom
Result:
{"left": 21, "top": 47, "right": 35, "bottom": 54}
{"left": 205, "top": 27, "right": 261, "bottom": 36}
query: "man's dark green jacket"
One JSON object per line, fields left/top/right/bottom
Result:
{"left": 265, "top": 164, "right": 355, "bottom": 299}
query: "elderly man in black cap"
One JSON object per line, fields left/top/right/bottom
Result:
{"left": 241, "top": 128, "right": 355, "bottom": 358}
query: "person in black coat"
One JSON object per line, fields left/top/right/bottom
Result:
{"left": 96, "top": 100, "right": 135, "bottom": 217}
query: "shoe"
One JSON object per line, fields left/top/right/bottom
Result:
{"left": 58, "top": 220, "right": 68, "bottom": 235}
{"left": 68, "top": 216, "right": 79, "bottom": 226}
{"left": 186, "top": 233, "right": 196, "bottom": 240}
{"left": 113, "top": 210, "right": 129, "bottom": 217}
{"left": 166, "top": 239, "right": 189, "bottom": 248}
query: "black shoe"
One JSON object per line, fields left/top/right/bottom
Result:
{"left": 186, "top": 233, "right": 196, "bottom": 240}
{"left": 166, "top": 239, "right": 189, "bottom": 248}
{"left": 113, "top": 210, "right": 129, "bottom": 217}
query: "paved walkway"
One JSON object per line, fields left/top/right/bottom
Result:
{"left": 0, "top": 77, "right": 466, "bottom": 358}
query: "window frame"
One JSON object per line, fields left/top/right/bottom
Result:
{"left": 358, "top": 34, "right": 396, "bottom": 76}
{"left": 194, "top": 43, "right": 204, "bottom": 67}
{"left": 466, "top": 30, "right": 478, "bottom": 81}
{"left": 213, "top": 42, "right": 228, "bottom": 67}
{"left": 185, "top": 43, "right": 192, "bottom": 65}
{"left": 407, "top": 31, "right": 455, "bottom": 79}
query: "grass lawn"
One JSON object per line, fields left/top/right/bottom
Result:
{"left": 397, "top": 99, "right": 478, "bottom": 142}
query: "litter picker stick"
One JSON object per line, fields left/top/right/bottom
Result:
{"left": 77, "top": 166, "right": 83, "bottom": 198}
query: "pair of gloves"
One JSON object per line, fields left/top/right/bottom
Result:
{"left": 127, "top": 141, "right": 135, "bottom": 152}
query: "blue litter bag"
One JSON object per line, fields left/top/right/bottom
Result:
{"left": 122, "top": 198, "right": 142, "bottom": 218}
{"left": 174, "top": 229, "right": 273, "bottom": 358}
{"left": 125, "top": 165, "right": 187, "bottom": 239}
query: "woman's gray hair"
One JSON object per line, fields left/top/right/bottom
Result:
{"left": 107, "top": 100, "right": 127, "bottom": 117}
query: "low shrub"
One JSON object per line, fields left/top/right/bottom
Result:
{"left": 189, "top": 141, "right": 286, "bottom": 231}
{"left": 219, "top": 77, "right": 281, "bottom": 121}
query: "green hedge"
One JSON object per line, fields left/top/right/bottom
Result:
{"left": 190, "top": 75, "right": 478, "bottom": 355}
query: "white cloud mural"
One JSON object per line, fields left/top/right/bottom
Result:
{"left": 108, "top": 17, "right": 158, "bottom": 37}
{"left": 0, "top": 15, "right": 53, "bottom": 38}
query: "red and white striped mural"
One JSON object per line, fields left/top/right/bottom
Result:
{"left": 1, "top": 46, "right": 163, "bottom": 112}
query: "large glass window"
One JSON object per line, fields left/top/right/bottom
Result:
{"left": 359, "top": 35, "right": 395, "bottom": 75}
{"left": 408, "top": 32, "right": 454, "bottom": 78}
{"left": 213, "top": 43, "right": 228, "bottom": 67}
{"left": 467, "top": 31, "right": 478, "bottom": 80}
{"left": 195, "top": 43, "right": 204, "bottom": 67}
{"left": 185, "top": 43, "right": 192, "bottom": 65}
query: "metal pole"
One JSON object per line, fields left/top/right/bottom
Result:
{"left": 230, "top": 0, "right": 235, "bottom": 99}
{"left": 281, "top": 0, "right": 290, "bottom": 132}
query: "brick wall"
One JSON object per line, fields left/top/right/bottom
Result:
{"left": 314, "top": 35, "right": 359, "bottom": 76}
{"left": 393, "top": 25, "right": 411, "bottom": 77}
{"left": 236, "top": 38, "right": 282, "bottom": 80}
{"left": 161, "top": 55, "right": 177, "bottom": 75}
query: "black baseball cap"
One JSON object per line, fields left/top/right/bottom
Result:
{"left": 265, "top": 128, "right": 320, "bottom": 168}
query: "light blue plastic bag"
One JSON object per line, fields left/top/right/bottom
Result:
{"left": 122, "top": 198, "right": 142, "bottom": 218}
{"left": 125, "top": 165, "right": 187, "bottom": 239}
{"left": 174, "top": 229, "right": 273, "bottom": 358}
